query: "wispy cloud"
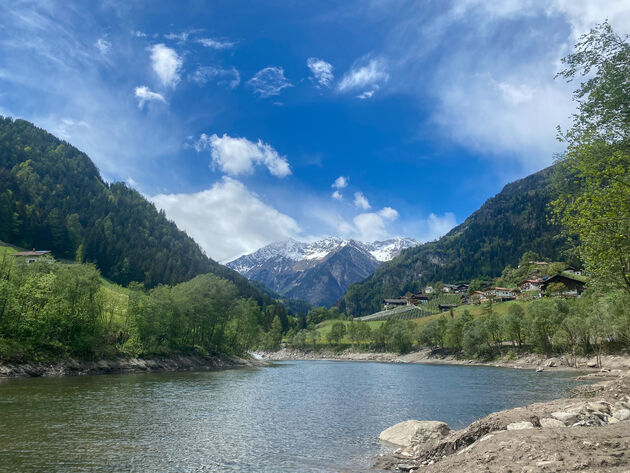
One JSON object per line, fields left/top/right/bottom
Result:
{"left": 149, "top": 43, "right": 182, "bottom": 88}
{"left": 247, "top": 66, "right": 293, "bottom": 98}
{"left": 196, "top": 38, "right": 235, "bottom": 49}
{"left": 191, "top": 66, "right": 240, "bottom": 89}
{"left": 332, "top": 176, "right": 348, "bottom": 189}
{"left": 95, "top": 37, "right": 111, "bottom": 55}
{"left": 134, "top": 86, "right": 166, "bottom": 108}
{"left": 307, "top": 57, "right": 334, "bottom": 87}
{"left": 338, "top": 57, "right": 389, "bottom": 96}
{"left": 331, "top": 176, "right": 348, "bottom": 200}
{"left": 195, "top": 133, "right": 291, "bottom": 177}
{"left": 353, "top": 191, "right": 371, "bottom": 210}
{"left": 164, "top": 31, "right": 190, "bottom": 42}
{"left": 356, "top": 90, "right": 375, "bottom": 99}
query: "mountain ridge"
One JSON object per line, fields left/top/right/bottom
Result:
{"left": 339, "top": 165, "right": 574, "bottom": 316}
{"left": 227, "top": 236, "right": 420, "bottom": 306}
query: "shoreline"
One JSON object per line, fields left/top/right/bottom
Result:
{"left": 372, "top": 369, "right": 630, "bottom": 472}
{"left": 255, "top": 347, "right": 630, "bottom": 375}
{"left": 0, "top": 353, "right": 268, "bottom": 379}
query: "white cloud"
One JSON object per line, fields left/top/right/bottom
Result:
{"left": 307, "top": 57, "right": 334, "bottom": 87}
{"left": 195, "top": 133, "right": 291, "bottom": 177}
{"left": 126, "top": 177, "right": 137, "bottom": 187}
{"left": 357, "top": 90, "right": 375, "bottom": 99}
{"left": 191, "top": 66, "right": 240, "bottom": 89}
{"left": 247, "top": 67, "right": 293, "bottom": 98}
{"left": 196, "top": 38, "right": 235, "bottom": 49}
{"left": 433, "top": 69, "right": 574, "bottom": 169}
{"left": 150, "top": 43, "right": 182, "bottom": 88}
{"left": 353, "top": 191, "right": 371, "bottom": 210}
{"left": 164, "top": 32, "right": 190, "bottom": 42}
{"left": 151, "top": 177, "right": 300, "bottom": 262}
{"left": 331, "top": 190, "right": 343, "bottom": 200}
{"left": 547, "top": 0, "right": 630, "bottom": 40}
{"left": 332, "top": 176, "right": 348, "bottom": 189}
{"left": 132, "top": 30, "right": 147, "bottom": 38}
{"left": 423, "top": 212, "right": 457, "bottom": 241}
{"left": 95, "top": 38, "right": 111, "bottom": 55}
{"left": 338, "top": 58, "right": 389, "bottom": 93}
{"left": 352, "top": 207, "right": 399, "bottom": 242}
{"left": 423, "top": 0, "right": 630, "bottom": 169}
{"left": 53, "top": 118, "right": 90, "bottom": 140}
{"left": 134, "top": 86, "right": 166, "bottom": 108}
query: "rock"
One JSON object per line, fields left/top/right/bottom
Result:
{"left": 551, "top": 412, "right": 578, "bottom": 425}
{"left": 380, "top": 420, "right": 451, "bottom": 447}
{"left": 540, "top": 418, "right": 566, "bottom": 428}
{"left": 587, "top": 360, "right": 598, "bottom": 368}
{"left": 507, "top": 421, "right": 534, "bottom": 430}
{"left": 587, "top": 401, "right": 611, "bottom": 414}
{"left": 396, "top": 463, "right": 415, "bottom": 471}
{"left": 613, "top": 408, "right": 630, "bottom": 421}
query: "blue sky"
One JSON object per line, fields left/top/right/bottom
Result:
{"left": 1, "top": 1, "right": 629, "bottom": 262}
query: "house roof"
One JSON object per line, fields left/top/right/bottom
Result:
{"left": 12, "top": 250, "right": 51, "bottom": 257}
{"left": 384, "top": 299, "right": 407, "bottom": 304}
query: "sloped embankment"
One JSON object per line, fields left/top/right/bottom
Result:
{"left": 375, "top": 371, "right": 630, "bottom": 472}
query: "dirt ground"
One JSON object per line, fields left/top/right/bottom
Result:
{"left": 373, "top": 371, "right": 630, "bottom": 473}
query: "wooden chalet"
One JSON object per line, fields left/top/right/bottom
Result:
{"left": 383, "top": 298, "right": 408, "bottom": 309}
{"left": 541, "top": 274, "right": 586, "bottom": 297}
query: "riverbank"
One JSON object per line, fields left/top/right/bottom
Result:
{"left": 0, "top": 353, "right": 268, "bottom": 378}
{"left": 373, "top": 369, "right": 630, "bottom": 472}
{"left": 255, "top": 347, "right": 630, "bottom": 373}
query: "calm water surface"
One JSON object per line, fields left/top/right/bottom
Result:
{"left": 0, "top": 361, "right": 583, "bottom": 472}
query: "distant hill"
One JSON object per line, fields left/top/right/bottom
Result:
{"left": 0, "top": 116, "right": 273, "bottom": 303}
{"left": 340, "top": 166, "right": 573, "bottom": 315}
{"left": 227, "top": 237, "right": 419, "bottom": 306}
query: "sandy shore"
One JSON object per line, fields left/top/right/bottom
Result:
{"left": 0, "top": 353, "right": 268, "bottom": 378}
{"left": 255, "top": 347, "right": 630, "bottom": 373}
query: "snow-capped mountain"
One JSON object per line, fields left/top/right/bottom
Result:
{"left": 227, "top": 237, "right": 419, "bottom": 306}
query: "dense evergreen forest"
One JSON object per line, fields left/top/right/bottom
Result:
{"left": 340, "top": 166, "right": 571, "bottom": 315}
{"left": 0, "top": 117, "right": 272, "bottom": 304}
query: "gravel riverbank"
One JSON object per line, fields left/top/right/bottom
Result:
{"left": 0, "top": 354, "right": 268, "bottom": 378}
{"left": 255, "top": 347, "right": 630, "bottom": 373}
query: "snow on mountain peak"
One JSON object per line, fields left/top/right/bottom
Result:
{"left": 227, "top": 236, "right": 420, "bottom": 274}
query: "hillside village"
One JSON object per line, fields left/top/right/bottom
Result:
{"left": 383, "top": 256, "right": 587, "bottom": 313}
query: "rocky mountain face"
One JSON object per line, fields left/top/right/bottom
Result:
{"left": 227, "top": 237, "right": 419, "bottom": 306}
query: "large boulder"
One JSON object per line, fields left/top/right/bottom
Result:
{"left": 379, "top": 420, "right": 451, "bottom": 447}
{"left": 507, "top": 421, "right": 534, "bottom": 430}
{"left": 540, "top": 418, "right": 566, "bottom": 429}
{"left": 613, "top": 409, "right": 630, "bottom": 421}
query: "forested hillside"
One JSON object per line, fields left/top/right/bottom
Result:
{"left": 0, "top": 117, "right": 269, "bottom": 302}
{"left": 341, "top": 166, "right": 572, "bottom": 315}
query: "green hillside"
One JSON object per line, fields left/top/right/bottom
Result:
{"left": 0, "top": 117, "right": 271, "bottom": 304}
{"left": 341, "top": 166, "right": 573, "bottom": 315}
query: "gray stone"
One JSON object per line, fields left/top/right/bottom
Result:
{"left": 613, "top": 409, "right": 630, "bottom": 421}
{"left": 551, "top": 412, "right": 578, "bottom": 425}
{"left": 380, "top": 420, "right": 451, "bottom": 447}
{"left": 540, "top": 418, "right": 566, "bottom": 428}
{"left": 506, "top": 421, "right": 534, "bottom": 430}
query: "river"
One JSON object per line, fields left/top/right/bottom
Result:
{"left": 0, "top": 360, "right": 584, "bottom": 472}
